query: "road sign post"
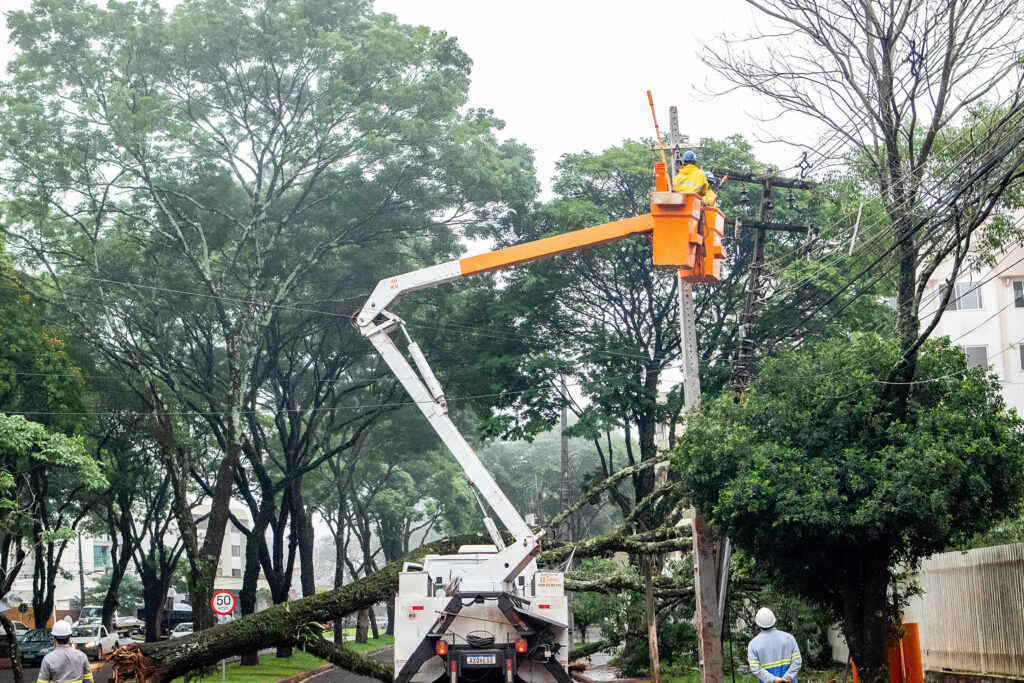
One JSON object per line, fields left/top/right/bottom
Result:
{"left": 210, "top": 591, "right": 236, "bottom": 683}
{"left": 211, "top": 590, "right": 236, "bottom": 617}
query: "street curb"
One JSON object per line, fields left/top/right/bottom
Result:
{"left": 277, "top": 663, "right": 335, "bottom": 683}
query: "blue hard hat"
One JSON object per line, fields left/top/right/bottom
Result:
{"left": 683, "top": 150, "right": 697, "bottom": 164}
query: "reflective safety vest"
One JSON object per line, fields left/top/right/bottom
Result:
{"left": 673, "top": 164, "right": 711, "bottom": 200}
{"left": 747, "top": 628, "right": 802, "bottom": 683}
{"left": 37, "top": 645, "right": 93, "bottom": 683}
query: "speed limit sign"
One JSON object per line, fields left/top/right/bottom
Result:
{"left": 211, "top": 590, "right": 236, "bottom": 616}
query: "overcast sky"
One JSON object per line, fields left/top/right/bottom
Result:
{"left": 0, "top": 0, "right": 818, "bottom": 195}
{"left": 373, "top": 0, "right": 814, "bottom": 192}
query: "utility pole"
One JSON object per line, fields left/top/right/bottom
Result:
{"left": 78, "top": 534, "right": 86, "bottom": 615}
{"left": 661, "top": 107, "right": 724, "bottom": 683}
{"left": 714, "top": 168, "right": 815, "bottom": 392}
{"left": 559, "top": 375, "right": 571, "bottom": 542}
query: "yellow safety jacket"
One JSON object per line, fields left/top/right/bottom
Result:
{"left": 673, "top": 164, "right": 711, "bottom": 201}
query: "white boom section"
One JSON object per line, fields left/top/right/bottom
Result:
{"left": 357, "top": 260, "right": 540, "bottom": 594}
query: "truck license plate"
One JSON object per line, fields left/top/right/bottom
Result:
{"left": 465, "top": 655, "right": 496, "bottom": 665}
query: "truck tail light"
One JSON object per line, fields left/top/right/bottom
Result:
{"left": 436, "top": 640, "right": 448, "bottom": 656}
{"left": 506, "top": 658, "right": 513, "bottom": 683}
{"left": 515, "top": 638, "right": 528, "bottom": 653}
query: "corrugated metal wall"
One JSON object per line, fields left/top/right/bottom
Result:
{"left": 903, "top": 542, "right": 1024, "bottom": 677}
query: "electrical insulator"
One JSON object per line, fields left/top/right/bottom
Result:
{"left": 740, "top": 187, "right": 750, "bottom": 207}
{"left": 788, "top": 189, "right": 795, "bottom": 209}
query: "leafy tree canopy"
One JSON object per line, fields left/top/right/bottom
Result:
{"left": 672, "top": 333, "right": 1024, "bottom": 666}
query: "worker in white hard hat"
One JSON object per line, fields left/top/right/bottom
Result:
{"left": 36, "top": 620, "right": 93, "bottom": 683}
{"left": 747, "top": 607, "right": 802, "bottom": 683}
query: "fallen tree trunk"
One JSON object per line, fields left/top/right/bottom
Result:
{"left": 112, "top": 534, "right": 481, "bottom": 683}
{"left": 296, "top": 625, "right": 394, "bottom": 683}
{"left": 113, "top": 526, "right": 693, "bottom": 683}
{"left": 547, "top": 459, "right": 668, "bottom": 530}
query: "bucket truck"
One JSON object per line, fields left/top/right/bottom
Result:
{"left": 355, "top": 161, "right": 725, "bottom": 683}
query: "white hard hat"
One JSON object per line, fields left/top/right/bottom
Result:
{"left": 52, "top": 621, "right": 72, "bottom": 638}
{"left": 755, "top": 607, "right": 777, "bottom": 629}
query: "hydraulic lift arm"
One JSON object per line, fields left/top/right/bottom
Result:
{"left": 355, "top": 190, "right": 723, "bottom": 593}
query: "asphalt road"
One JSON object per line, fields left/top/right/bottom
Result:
{"left": 307, "top": 647, "right": 394, "bottom": 683}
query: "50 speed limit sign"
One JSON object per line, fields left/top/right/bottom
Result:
{"left": 211, "top": 590, "right": 236, "bottom": 616}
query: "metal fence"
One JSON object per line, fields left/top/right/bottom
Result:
{"left": 902, "top": 542, "right": 1024, "bottom": 677}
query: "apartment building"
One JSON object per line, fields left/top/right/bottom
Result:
{"left": 919, "top": 230, "right": 1024, "bottom": 413}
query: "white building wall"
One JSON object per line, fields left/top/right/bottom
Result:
{"left": 5, "top": 504, "right": 266, "bottom": 614}
{"left": 920, "top": 224, "right": 1024, "bottom": 414}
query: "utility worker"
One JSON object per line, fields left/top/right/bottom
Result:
{"left": 747, "top": 607, "right": 802, "bottom": 683}
{"left": 37, "top": 620, "right": 92, "bottom": 683}
{"left": 673, "top": 150, "right": 713, "bottom": 204}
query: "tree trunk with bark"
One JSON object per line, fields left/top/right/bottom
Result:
{"left": 839, "top": 553, "right": 893, "bottom": 683}
{"left": 238, "top": 519, "right": 265, "bottom": 667}
{"left": 355, "top": 608, "right": 369, "bottom": 644}
{"left": 0, "top": 612, "right": 24, "bottom": 683}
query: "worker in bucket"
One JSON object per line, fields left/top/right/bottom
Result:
{"left": 747, "top": 607, "right": 802, "bottom": 683}
{"left": 673, "top": 150, "right": 714, "bottom": 204}
{"left": 36, "top": 620, "right": 93, "bottom": 683}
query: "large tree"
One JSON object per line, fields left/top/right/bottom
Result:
{"left": 0, "top": 0, "right": 532, "bottom": 629}
{"left": 705, "top": 0, "right": 1024, "bottom": 409}
{"left": 673, "top": 334, "right": 1024, "bottom": 683}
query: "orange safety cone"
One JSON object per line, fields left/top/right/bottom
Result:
{"left": 901, "top": 624, "right": 924, "bottom": 683}
{"left": 888, "top": 641, "right": 905, "bottom": 683}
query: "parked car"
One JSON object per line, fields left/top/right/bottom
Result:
{"left": 17, "top": 629, "right": 54, "bottom": 666}
{"left": 0, "top": 621, "right": 30, "bottom": 659}
{"left": 169, "top": 622, "right": 193, "bottom": 638}
{"left": 70, "top": 624, "right": 118, "bottom": 661}
{"left": 3, "top": 621, "right": 30, "bottom": 638}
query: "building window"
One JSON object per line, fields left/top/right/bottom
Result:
{"left": 946, "top": 282, "right": 983, "bottom": 311}
{"left": 231, "top": 568, "right": 241, "bottom": 578}
{"left": 1014, "top": 281, "right": 1024, "bottom": 308}
{"left": 1019, "top": 344, "right": 1024, "bottom": 370}
{"left": 231, "top": 545, "right": 241, "bottom": 557}
{"left": 963, "top": 345, "right": 988, "bottom": 369}
{"left": 93, "top": 545, "right": 110, "bottom": 569}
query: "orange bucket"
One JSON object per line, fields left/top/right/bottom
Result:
{"left": 650, "top": 192, "right": 702, "bottom": 269}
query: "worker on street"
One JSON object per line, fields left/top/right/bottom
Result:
{"left": 673, "top": 150, "right": 713, "bottom": 203}
{"left": 747, "top": 607, "right": 802, "bottom": 683}
{"left": 36, "top": 621, "right": 92, "bottom": 683}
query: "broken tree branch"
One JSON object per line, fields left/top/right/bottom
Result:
{"left": 112, "top": 534, "right": 484, "bottom": 683}
{"left": 539, "top": 526, "right": 690, "bottom": 565}
{"left": 548, "top": 459, "right": 668, "bottom": 529}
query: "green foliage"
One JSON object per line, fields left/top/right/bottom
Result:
{"left": 0, "top": 249, "right": 87, "bottom": 434}
{"left": 569, "top": 559, "right": 623, "bottom": 637}
{"left": 85, "top": 571, "right": 144, "bottom": 609}
{"left": 0, "top": 413, "right": 102, "bottom": 499}
{"left": 673, "top": 333, "right": 1024, "bottom": 640}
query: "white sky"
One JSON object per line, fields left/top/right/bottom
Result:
{"left": 373, "top": 0, "right": 813, "bottom": 193}
{"left": 1, "top": 0, "right": 818, "bottom": 196}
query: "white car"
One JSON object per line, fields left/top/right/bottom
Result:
{"left": 5, "top": 621, "right": 29, "bottom": 638}
{"left": 70, "top": 624, "right": 118, "bottom": 661}
{"left": 170, "top": 622, "right": 193, "bottom": 638}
